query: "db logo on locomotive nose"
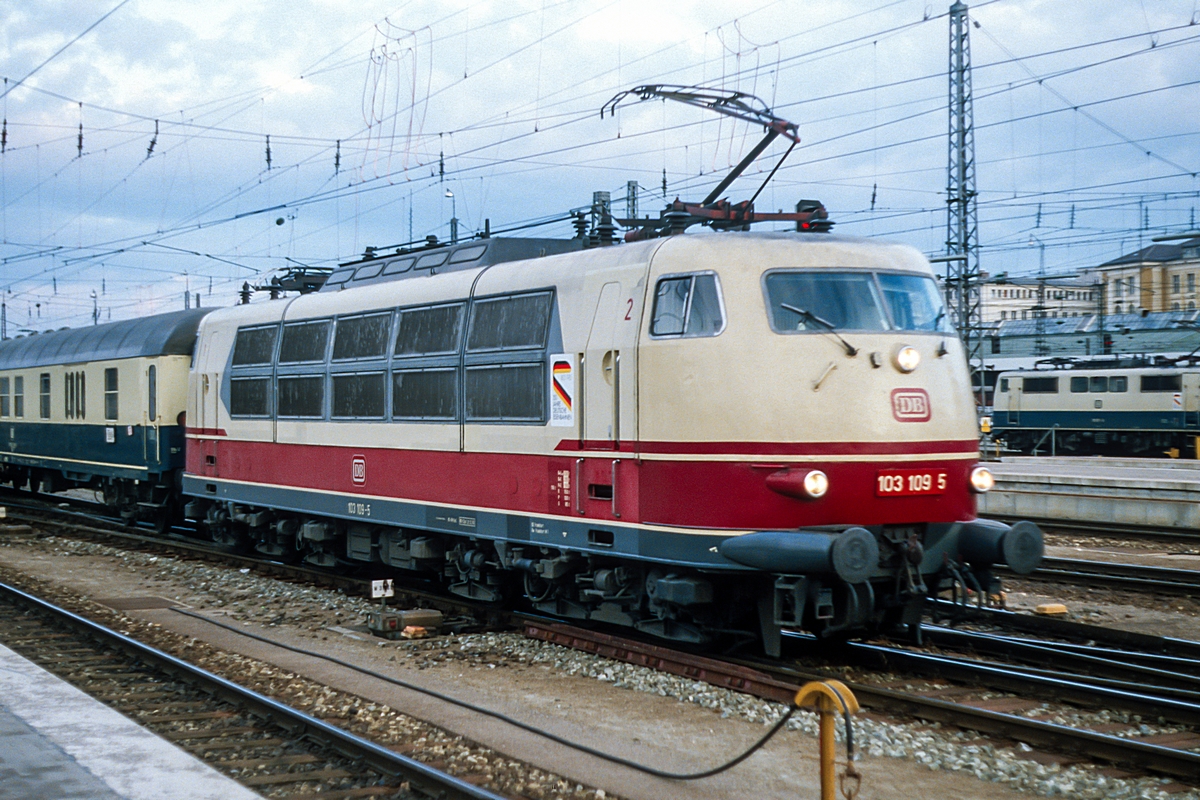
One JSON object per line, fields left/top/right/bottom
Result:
{"left": 891, "top": 388, "right": 931, "bottom": 422}
{"left": 351, "top": 456, "right": 367, "bottom": 485}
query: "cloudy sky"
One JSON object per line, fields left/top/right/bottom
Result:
{"left": 1, "top": 0, "right": 1197, "bottom": 329}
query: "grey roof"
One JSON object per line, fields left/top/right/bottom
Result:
{"left": 1101, "top": 243, "right": 1184, "bottom": 266}
{"left": 995, "top": 310, "right": 1200, "bottom": 337}
{"left": 0, "top": 309, "right": 212, "bottom": 371}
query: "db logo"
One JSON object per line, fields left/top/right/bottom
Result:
{"left": 891, "top": 388, "right": 931, "bottom": 422}
{"left": 351, "top": 456, "right": 367, "bottom": 485}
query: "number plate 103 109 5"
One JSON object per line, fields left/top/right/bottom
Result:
{"left": 876, "top": 469, "right": 947, "bottom": 497}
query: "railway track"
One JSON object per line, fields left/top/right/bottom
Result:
{"left": 8, "top": 486, "right": 1200, "bottom": 783}
{"left": 0, "top": 581, "right": 505, "bottom": 800}
{"left": 522, "top": 618, "right": 1200, "bottom": 783}
{"left": 987, "top": 514, "right": 1200, "bottom": 544}
{"left": 1000, "top": 555, "right": 1200, "bottom": 595}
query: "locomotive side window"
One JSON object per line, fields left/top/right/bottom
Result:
{"left": 1070, "top": 377, "right": 1088, "bottom": 393}
{"left": 465, "top": 364, "right": 544, "bottom": 421}
{"left": 232, "top": 326, "right": 277, "bottom": 366}
{"left": 1141, "top": 374, "right": 1182, "bottom": 392}
{"left": 332, "top": 373, "right": 386, "bottom": 419}
{"left": 383, "top": 257, "right": 415, "bottom": 276}
{"left": 393, "top": 369, "right": 458, "bottom": 420}
{"left": 333, "top": 312, "right": 391, "bottom": 360}
{"left": 277, "top": 376, "right": 324, "bottom": 418}
{"left": 395, "top": 303, "right": 463, "bottom": 356}
{"left": 0, "top": 377, "right": 8, "bottom": 417}
{"left": 14, "top": 376, "right": 24, "bottom": 417}
{"left": 1022, "top": 376, "right": 1058, "bottom": 394}
{"left": 324, "top": 267, "right": 355, "bottom": 287}
{"left": 230, "top": 377, "right": 270, "bottom": 417}
{"left": 1089, "top": 376, "right": 1108, "bottom": 393}
{"left": 39, "top": 373, "right": 51, "bottom": 419}
{"left": 279, "top": 320, "right": 331, "bottom": 364}
{"left": 104, "top": 368, "right": 118, "bottom": 419}
{"left": 764, "top": 272, "right": 887, "bottom": 333}
{"left": 999, "top": 378, "right": 1008, "bottom": 393}
{"left": 1110, "top": 376, "right": 1128, "bottom": 392}
{"left": 650, "top": 274, "right": 725, "bottom": 337}
{"left": 467, "top": 293, "right": 552, "bottom": 351}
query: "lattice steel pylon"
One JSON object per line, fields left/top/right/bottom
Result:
{"left": 946, "top": 1, "right": 984, "bottom": 405}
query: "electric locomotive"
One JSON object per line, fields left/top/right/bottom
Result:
{"left": 994, "top": 359, "right": 1200, "bottom": 457}
{"left": 181, "top": 231, "right": 1043, "bottom": 653}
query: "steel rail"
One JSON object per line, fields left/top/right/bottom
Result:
{"left": 985, "top": 514, "right": 1200, "bottom": 543}
{"left": 928, "top": 600, "right": 1200, "bottom": 659}
{"left": 0, "top": 581, "right": 507, "bottom": 800}
{"left": 1000, "top": 555, "right": 1200, "bottom": 595}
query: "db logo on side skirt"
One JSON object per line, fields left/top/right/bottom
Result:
{"left": 351, "top": 456, "right": 367, "bottom": 485}
{"left": 891, "top": 389, "right": 931, "bottom": 422}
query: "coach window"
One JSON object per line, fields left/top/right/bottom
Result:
{"left": 232, "top": 325, "right": 278, "bottom": 366}
{"left": 464, "top": 292, "right": 552, "bottom": 422}
{"left": 0, "top": 377, "right": 9, "bottom": 417}
{"left": 1110, "top": 376, "right": 1128, "bottom": 392}
{"left": 333, "top": 312, "right": 391, "bottom": 361}
{"left": 1069, "top": 377, "right": 1088, "bottom": 393}
{"left": 1141, "top": 374, "right": 1182, "bottom": 392}
{"left": 332, "top": 373, "right": 386, "bottom": 419}
{"left": 230, "top": 377, "right": 270, "bottom": 417}
{"left": 1023, "top": 376, "right": 1058, "bottom": 394}
{"left": 13, "top": 376, "right": 24, "bottom": 417}
{"left": 1089, "top": 376, "right": 1108, "bottom": 393}
{"left": 104, "top": 368, "right": 118, "bottom": 420}
{"left": 279, "top": 320, "right": 331, "bottom": 364}
{"left": 39, "top": 373, "right": 51, "bottom": 419}
{"left": 651, "top": 273, "right": 725, "bottom": 337}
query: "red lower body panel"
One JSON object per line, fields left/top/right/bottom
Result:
{"left": 186, "top": 437, "right": 978, "bottom": 530}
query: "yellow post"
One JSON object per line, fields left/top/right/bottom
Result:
{"left": 795, "top": 680, "right": 860, "bottom": 800}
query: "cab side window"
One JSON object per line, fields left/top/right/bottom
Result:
{"left": 650, "top": 273, "right": 725, "bottom": 337}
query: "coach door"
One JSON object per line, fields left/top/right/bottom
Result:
{"left": 1185, "top": 373, "right": 1200, "bottom": 429}
{"left": 145, "top": 364, "right": 160, "bottom": 466}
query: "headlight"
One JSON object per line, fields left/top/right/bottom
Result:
{"left": 969, "top": 466, "right": 994, "bottom": 493}
{"left": 802, "top": 470, "right": 829, "bottom": 498}
{"left": 895, "top": 345, "right": 920, "bottom": 373}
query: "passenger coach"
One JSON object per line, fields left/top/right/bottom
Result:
{"left": 184, "top": 232, "right": 1040, "bottom": 651}
{"left": 0, "top": 309, "right": 210, "bottom": 526}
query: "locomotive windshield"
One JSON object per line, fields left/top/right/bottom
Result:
{"left": 764, "top": 270, "right": 952, "bottom": 333}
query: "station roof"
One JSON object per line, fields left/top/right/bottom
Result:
{"left": 0, "top": 309, "right": 212, "bottom": 371}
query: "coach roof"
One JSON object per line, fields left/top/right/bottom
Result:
{"left": 0, "top": 308, "right": 212, "bottom": 371}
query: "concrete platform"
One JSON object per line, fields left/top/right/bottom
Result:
{"left": 0, "top": 643, "right": 261, "bottom": 800}
{"left": 979, "top": 456, "right": 1200, "bottom": 528}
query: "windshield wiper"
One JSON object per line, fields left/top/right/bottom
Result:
{"left": 780, "top": 303, "right": 858, "bottom": 356}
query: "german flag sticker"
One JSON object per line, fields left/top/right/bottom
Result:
{"left": 549, "top": 355, "right": 574, "bottom": 427}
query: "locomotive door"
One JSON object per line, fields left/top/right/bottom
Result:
{"left": 1010, "top": 384, "right": 1021, "bottom": 425}
{"left": 578, "top": 282, "right": 625, "bottom": 519}
{"left": 583, "top": 282, "right": 622, "bottom": 447}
